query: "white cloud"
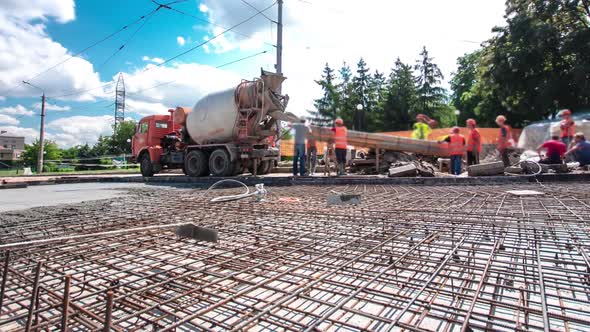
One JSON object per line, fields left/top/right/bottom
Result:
{"left": 141, "top": 56, "right": 165, "bottom": 64}
{"left": 199, "top": 0, "right": 506, "bottom": 116}
{"left": 0, "top": 105, "right": 34, "bottom": 116}
{"left": 32, "top": 102, "right": 71, "bottom": 112}
{"left": 0, "top": 1, "right": 105, "bottom": 101}
{"left": 46, "top": 115, "right": 113, "bottom": 147}
{"left": 0, "top": 0, "right": 75, "bottom": 23}
{"left": 0, "top": 114, "right": 18, "bottom": 125}
{"left": 121, "top": 62, "right": 240, "bottom": 111}
{"left": 199, "top": 3, "right": 209, "bottom": 13}
{"left": 0, "top": 126, "right": 38, "bottom": 143}
{"left": 177, "top": 36, "right": 186, "bottom": 46}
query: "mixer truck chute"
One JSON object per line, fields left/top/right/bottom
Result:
{"left": 131, "top": 70, "right": 290, "bottom": 177}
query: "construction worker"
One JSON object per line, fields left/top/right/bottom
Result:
{"left": 439, "top": 127, "right": 465, "bottom": 175}
{"left": 495, "top": 115, "right": 514, "bottom": 167}
{"left": 565, "top": 133, "right": 590, "bottom": 167}
{"left": 537, "top": 135, "right": 566, "bottom": 164}
{"left": 559, "top": 109, "right": 575, "bottom": 148}
{"left": 412, "top": 114, "right": 432, "bottom": 140}
{"left": 291, "top": 117, "right": 310, "bottom": 176}
{"left": 332, "top": 118, "right": 347, "bottom": 176}
{"left": 466, "top": 119, "right": 481, "bottom": 166}
{"left": 306, "top": 136, "right": 318, "bottom": 175}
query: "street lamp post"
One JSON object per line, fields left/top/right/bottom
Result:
{"left": 454, "top": 109, "right": 461, "bottom": 127}
{"left": 356, "top": 104, "right": 364, "bottom": 131}
{"left": 23, "top": 81, "right": 46, "bottom": 174}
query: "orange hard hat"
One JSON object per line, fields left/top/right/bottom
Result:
{"left": 335, "top": 118, "right": 344, "bottom": 125}
{"left": 466, "top": 118, "right": 476, "bottom": 126}
{"left": 496, "top": 115, "right": 507, "bottom": 123}
{"left": 560, "top": 109, "right": 571, "bottom": 116}
{"left": 451, "top": 127, "right": 460, "bottom": 134}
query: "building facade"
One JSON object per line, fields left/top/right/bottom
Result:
{"left": 0, "top": 134, "right": 25, "bottom": 161}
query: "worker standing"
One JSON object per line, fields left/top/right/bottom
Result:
{"left": 495, "top": 115, "right": 514, "bottom": 167}
{"left": 466, "top": 119, "right": 481, "bottom": 166}
{"left": 291, "top": 118, "right": 310, "bottom": 176}
{"left": 332, "top": 118, "right": 348, "bottom": 176}
{"left": 306, "top": 136, "right": 318, "bottom": 175}
{"left": 559, "top": 109, "right": 575, "bottom": 148}
{"left": 439, "top": 127, "right": 465, "bottom": 175}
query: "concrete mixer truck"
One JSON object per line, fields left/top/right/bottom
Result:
{"left": 131, "top": 70, "right": 293, "bottom": 177}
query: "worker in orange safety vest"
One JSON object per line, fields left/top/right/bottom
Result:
{"left": 438, "top": 127, "right": 465, "bottom": 175}
{"left": 559, "top": 109, "right": 575, "bottom": 148}
{"left": 332, "top": 118, "right": 348, "bottom": 176}
{"left": 466, "top": 118, "right": 481, "bottom": 166}
{"left": 495, "top": 115, "right": 514, "bottom": 167}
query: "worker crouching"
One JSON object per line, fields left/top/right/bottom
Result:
{"left": 333, "top": 118, "right": 348, "bottom": 176}
{"left": 439, "top": 127, "right": 466, "bottom": 175}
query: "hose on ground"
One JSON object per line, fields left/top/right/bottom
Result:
{"left": 206, "top": 179, "right": 268, "bottom": 203}
{"left": 505, "top": 160, "right": 542, "bottom": 177}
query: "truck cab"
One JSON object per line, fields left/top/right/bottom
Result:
{"left": 132, "top": 114, "right": 181, "bottom": 176}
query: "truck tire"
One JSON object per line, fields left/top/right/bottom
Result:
{"left": 249, "top": 160, "right": 271, "bottom": 175}
{"left": 209, "top": 149, "right": 233, "bottom": 177}
{"left": 185, "top": 150, "right": 209, "bottom": 177}
{"left": 140, "top": 154, "right": 154, "bottom": 177}
{"left": 259, "top": 160, "right": 272, "bottom": 175}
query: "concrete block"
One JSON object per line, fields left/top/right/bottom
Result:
{"left": 467, "top": 161, "right": 505, "bottom": 177}
{"left": 505, "top": 166, "right": 524, "bottom": 174}
{"left": 540, "top": 164, "right": 569, "bottom": 174}
{"left": 388, "top": 164, "right": 418, "bottom": 177}
{"left": 327, "top": 193, "right": 361, "bottom": 205}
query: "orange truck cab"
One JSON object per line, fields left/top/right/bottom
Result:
{"left": 131, "top": 113, "right": 182, "bottom": 176}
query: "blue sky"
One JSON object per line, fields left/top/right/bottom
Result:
{"left": 0, "top": 0, "right": 506, "bottom": 147}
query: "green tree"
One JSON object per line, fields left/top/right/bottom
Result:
{"left": 310, "top": 63, "right": 339, "bottom": 126}
{"left": 470, "top": 0, "right": 590, "bottom": 126}
{"left": 337, "top": 62, "right": 355, "bottom": 127}
{"left": 450, "top": 50, "right": 483, "bottom": 124}
{"left": 110, "top": 120, "right": 136, "bottom": 154}
{"left": 415, "top": 46, "right": 447, "bottom": 117}
{"left": 382, "top": 58, "right": 418, "bottom": 131}
{"left": 351, "top": 58, "right": 371, "bottom": 131}
{"left": 22, "top": 140, "right": 62, "bottom": 170}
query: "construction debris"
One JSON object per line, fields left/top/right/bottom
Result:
{"left": 1, "top": 183, "right": 590, "bottom": 331}
{"left": 327, "top": 192, "right": 361, "bottom": 205}
{"left": 388, "top": 161, "right": 435, "bottom": 177}
{"left": 467, "top": 161, "right": 505, "bottom": 176}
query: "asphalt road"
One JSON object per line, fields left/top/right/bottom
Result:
{"left": 0, "top": 183, "right": 148, "bottom": 212}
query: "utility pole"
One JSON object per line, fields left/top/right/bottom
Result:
{"left": 38, "top": 94, "right": 46, "bottom": 173}
{"left": 276, "top": 0, "right": 284, "bottom": 161}
{"left": 276, "top": 0, "right": 283, "bottom": 76}
{"left": 23, "top": 81, "right": 46, "bottom": 174}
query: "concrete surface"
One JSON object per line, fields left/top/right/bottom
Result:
{"left": 0, "top": 183, "right": 148, "bottom": 212}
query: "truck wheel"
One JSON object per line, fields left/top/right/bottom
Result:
{"left": 259, "top": 160, "right": 272, "bottom": 175}
{"left": 209, "top": 149, "right": 233, "bottom": 177}
{"left": 140, "top": 154, "right": 154, "bottom": 177}
{"left": 185, "top": 150, "right": 208, "bottom": 177}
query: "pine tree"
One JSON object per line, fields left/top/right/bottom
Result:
{"left": 351, "top": 58, "right": 371, "bottom": 131}
{"left": 310, "top": 63, "right": 339, "bottom": 126}
{"left": 337, "top": 62, "right": 355, "bottom": 128}
{"left": 415, "top": 46, "right": 447, "bottom": 117}
{"left": 383, "top": 58, "right": 418, "bottom": 131}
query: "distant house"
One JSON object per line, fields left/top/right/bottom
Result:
{"left": 0, "top": 133, "right": 25, "bottom": 161}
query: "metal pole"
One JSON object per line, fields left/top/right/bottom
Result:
{"left": 276, "top": 0, "right": 284, "bottom": 162}
{"left": 37, "top": 94, "right": 46, "bottom": 174}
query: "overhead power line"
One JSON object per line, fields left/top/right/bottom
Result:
{"left": 166, "top": 7, "right": 276, "bottom": 48}
{"left": 241, "top": 0, "right": 275, "bottom": 22}
{"left": 154, "top": 1, "right": 276, "bottom": 68}
{"left": 127, "top": 50, "right": 269, "bottom": 98}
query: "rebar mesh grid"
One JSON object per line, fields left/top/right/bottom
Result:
{"left": 0, "top": 183, "right": 589, "bottom": 331}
